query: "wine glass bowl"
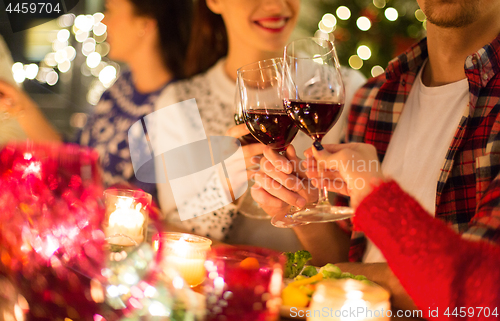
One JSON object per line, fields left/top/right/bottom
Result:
{"left": 238, "top": 58, "right": 299, "bottom": 156}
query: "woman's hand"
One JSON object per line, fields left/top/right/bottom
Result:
{"left": 0, "top": 80, "right": 35, "bottom": 117}
{"left": 251, "top": 145, "right": 318, "bottom": 218}
{"left": 304, "top": 143, "right": 384, "bottom": 208}
{"left": 225, "top": 124, "right": 265, "bottom": 177}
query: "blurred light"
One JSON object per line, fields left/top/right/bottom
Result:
{"left": 58, "top": 60, "right": 71, "bottom": 73}
{"left": 348, "top": 55, "right": 363, "bottom": 70}
{"left": 371, "top": 65, "right": 385, "bottom": 77}
{"left": 52, "top": 40, "right": 68, "bottom": 51}
{"left": 91, "top": 61, "right": 106, "bottom": 77}
{"left": 373, "top": 0, "right": 386, "bottom": 8}
{"left": 12, "top": 62, "right": 23, "bottom": 73}
{"left": 36, "top": 67, "right": 51, "bottom": 83}
{"left": 44, "top": 53, "right": 57, "bottom": 66}
{"left": 75, "top": 30, "right": 89, "bottom": 42}
{"left": 99, "top": 65, "right": 117, "bottom": 86}
{"left": 149, "top": 301, "right": 170, "bottom": 317}
{"left": 96, "top": 42, "right": 110, "bottom": 56}
{"left": 322, "top": 13, "right": 337, "bottom": 27}
{"left": 87, "top": 52, "right": 102, "bottom": 68}
{"left": 357, "top": 45, "right": 372, "bottom": 60}
{"left": 172, "top": 276, "right": 184, "bottom": 290}
{"left": 46, "top": 71, "right": 59, "bottom": 86}
{"left": 25, "top": 64, "right": 39, "bottom": 79}
{"left": 58, "top": 14, "right": 75, "bottom": 27}
{"left": 144, "top": 285, "right": 156, "bottom": 298}
{"left": 93, "top": 12, "right": 104, "bottom": 24}
{"left": 70, "top": 113, "right": 88, "bottom": 129}
{"left": 94, "top": 33, "right": 107, "bottom": 43}
{"left": 74, "top": 15, "right": 93, "bottom": 32}
{"left": 54, "top": 50, "right": 68, "bottom": 63}
{"left": 57, "top": 29, "right": 70, "bottom": 42}
{"left": 314, "top": 29, "right": 329, "bottom": 40}
{"left": 65, "top": 46, "right": 77, "bottom": 61}
{"left": 415, "top": 9, "right": 426, "bottom": 22}
{"left": 385, "top": 7, "right": 399, "bottom": 21}
{"left": 82, "top": 39, "right": 96, "bottom": 56}
{"left": 81, "top": 64, "right": 92, "bottom": 77}
{"left": 107, "top": 285, "right": 119, "bottom": 297}
{"left": 319, "top": 20, "right": 334, "bottom": 33}
{"left": 356, "top": 17, "right": 371, "bottom": 31}
{"left": 336, "top": 6, "right": 351, "bottom": 20}
{"left": 13, "top": 69, "right": 26, "bottom": 83}
{"left": 93, "top": 23, "right": 107, "bottom": 36}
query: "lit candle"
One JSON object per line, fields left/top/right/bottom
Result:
{"left": 103, "top": 189, "right": 150, "bottom": 247}
{"left": 308, "top": 279, "right": 390, "bottom": 321}
{"left": 155, "top": 232, "right": 211, "bottom": 287}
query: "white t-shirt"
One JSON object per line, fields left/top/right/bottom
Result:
{"left": 154, "top": 59, "right": 365, "bottom": 249}
{"left": 363, "top": 60, "right": 469, "bottom": 263}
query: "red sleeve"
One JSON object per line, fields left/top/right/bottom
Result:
{"left": 353, "top": 181, "right": 500, "bottom": 320}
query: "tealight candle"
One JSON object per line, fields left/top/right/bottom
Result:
{"left": 103, "top": 189, "right": 151, "bottom": 247}
{"left": 308, "top": 279, "right": 390, "bottom": 321}
{"left": 154, "top": 232, "right": 212, "bottom": 288}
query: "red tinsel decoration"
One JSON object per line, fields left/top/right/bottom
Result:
{"left": 0, "top": 142, "right": 106, "bottom": 320}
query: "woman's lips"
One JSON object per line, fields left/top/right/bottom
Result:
{"left": 253, "top": 17, "right": 289, "bottom": 33}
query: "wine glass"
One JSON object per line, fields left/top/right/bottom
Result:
{"left": 278, "top": 37, "right": 353, "bottom": 226}
{"left": 234, "top": 76, "right": 270, "bottom": 219}
{"left": 237, "top": 58, "right": 299, "bottom": 219}
{"left": 239, "top": 58, "right": 299, "bottom": 155}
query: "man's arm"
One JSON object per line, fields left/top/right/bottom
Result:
{"left": 292, "top": 222, "right": 350, "bottom": 266}
{"left": 334, "top": 262, "right": 418, "bottom": 311}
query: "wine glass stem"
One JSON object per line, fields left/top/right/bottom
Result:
{"left": 313, "top": 139, "right": 329, "bottom": 205}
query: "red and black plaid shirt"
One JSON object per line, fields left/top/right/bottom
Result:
{"left": 345, "top": 34, "right": 500, "bottom": 262}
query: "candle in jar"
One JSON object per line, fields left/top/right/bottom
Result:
{"left": 106, "top": 197, "right": 145, "bottom": 246}
{"left": 156, "top": 233, "right": 211, "bottom": 287}
{"left": 308, "top": 279, "right": 390, "bottom": 321}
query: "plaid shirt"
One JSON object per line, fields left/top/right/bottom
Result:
{"left": 345, "top": 34, "right": 500, "bottom": 262}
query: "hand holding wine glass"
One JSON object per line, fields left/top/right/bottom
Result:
{"left": 236, "top": 58, "right": 299, "bottom": 219}
{"left": 276, "top": 37, "right": 353, "bottom": 226}
{"left": 304, "top": 143, "right": 384, "bottom": 209}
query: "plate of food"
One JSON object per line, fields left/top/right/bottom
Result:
{"left": 280, "top": 250, "right": 374, "bottom": 320}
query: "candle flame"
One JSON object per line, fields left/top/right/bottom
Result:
{"left": 108, "top": 196, "right": 145, "bottom": 229}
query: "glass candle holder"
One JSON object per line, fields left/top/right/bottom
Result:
{"left": 154, "top": 232, "right": 212, "bottom": 288}
{"left": 204, "top": 245, "right": 285, "bottom": 321}
{"left": 103, "top": 189, "right": 151, "bottom": 247}
{"left": 308, "top": 279, "right": 390, "bottom": 321}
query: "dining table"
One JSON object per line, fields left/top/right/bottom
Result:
{"left": 167, "top": 223, "right": 427, "bottom": 321}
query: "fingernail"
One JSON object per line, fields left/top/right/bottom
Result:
{"left": 313, "top": 141, "right": 324, "bottom": 151}
{"left": 296, "top": 198, "right": 306, "bottom": 208}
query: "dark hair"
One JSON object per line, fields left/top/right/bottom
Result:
{"left": 184, "top": 0, "right": 228, "bottom": 77}
{"left": 129, "top": 0, "right": 193, "bottom": 79}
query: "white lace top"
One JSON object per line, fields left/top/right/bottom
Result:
{"left": 154, "top": 59, "right": 366, "bottom": 248}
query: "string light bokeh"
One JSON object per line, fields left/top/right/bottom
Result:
{"left": 306, "top": 0, "right": 426, "bottom": 78}
{"left": 11, "top": 12, "right": 118, "bottom": 106}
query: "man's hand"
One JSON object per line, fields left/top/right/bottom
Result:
{"left": 251, "top": 145, "right": 318, "bottom": 218}
{"left": 305, "top": 143, "right": 384, "bottom": 208}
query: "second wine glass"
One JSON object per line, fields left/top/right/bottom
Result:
{"left": 279, "top": 37, "right": 353, "bottom": 225}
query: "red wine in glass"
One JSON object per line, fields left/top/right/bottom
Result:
{"left": 234, "top": 113, "right": 260, "bottom": 146}
{"left": 243, "top": 109, "right": 298, "bottom": 154}
{"left": 284, "top": 99, "right": 344, "bottom": 142}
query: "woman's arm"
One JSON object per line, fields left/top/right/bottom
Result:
{"left": 355, "top": 181, "right": 500, "bottom": 319}
{"left": 0, "top": 80, "right": 61, "bottom": 142}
